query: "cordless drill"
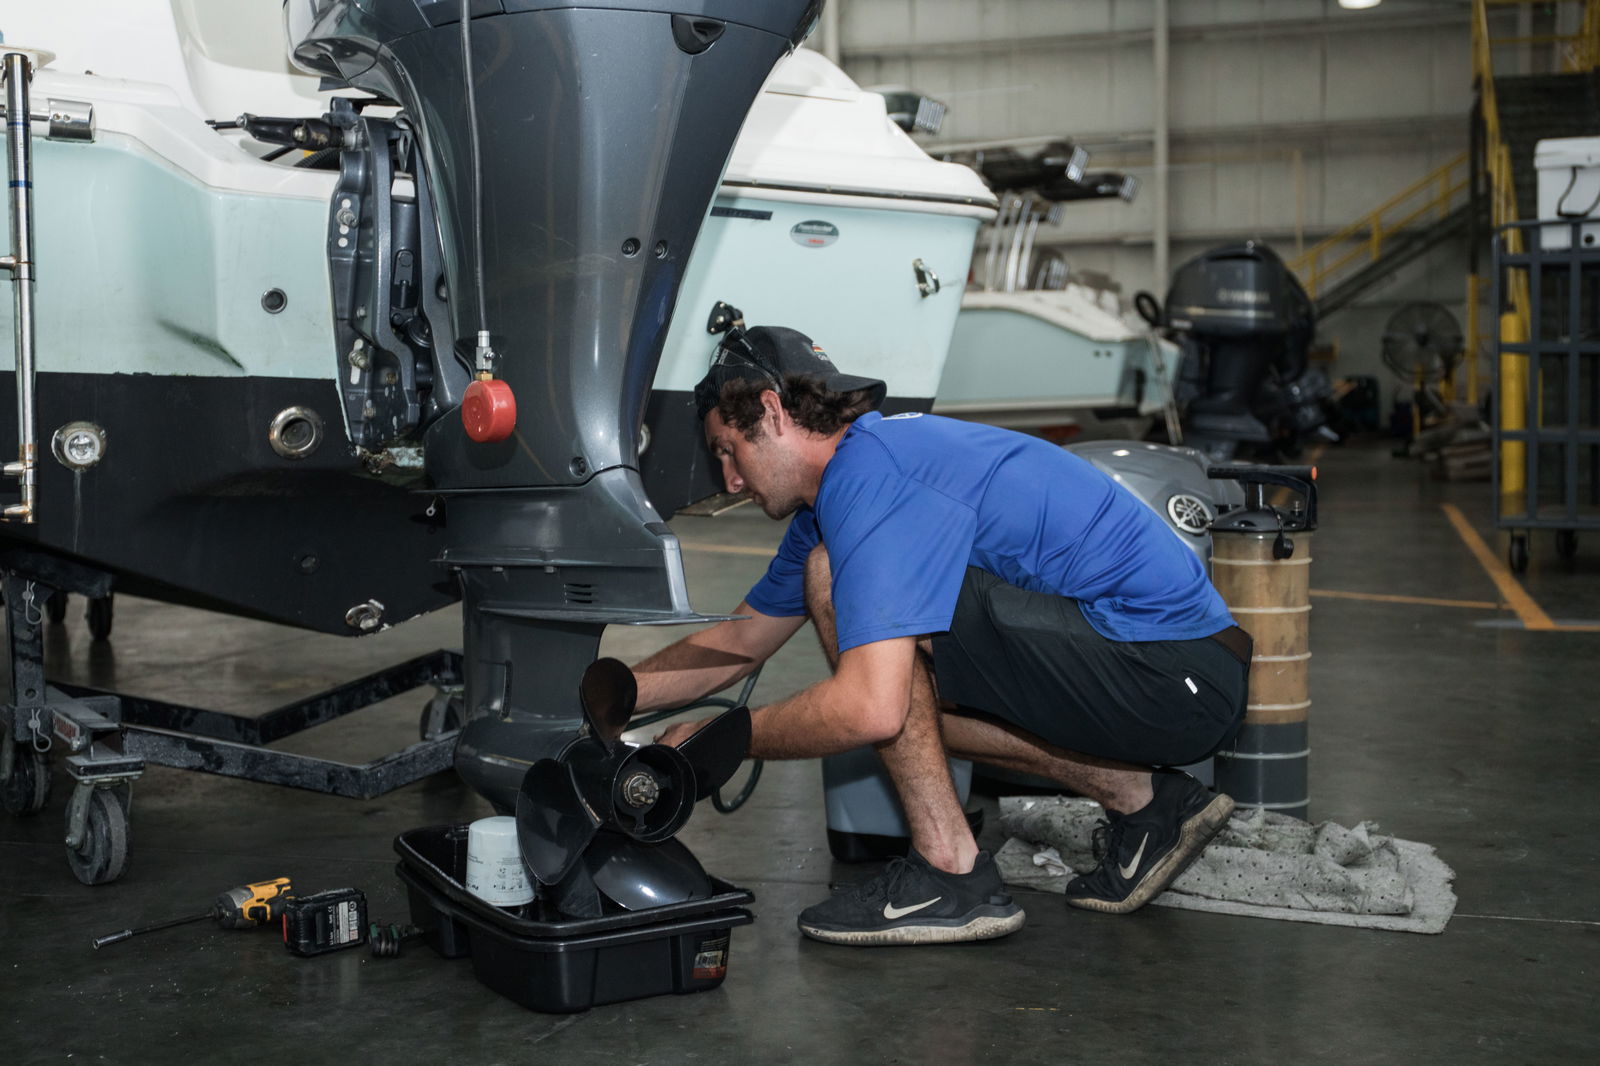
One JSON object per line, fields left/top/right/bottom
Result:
{"left": 91, "top": 877, "right": 293, "bottom": 949}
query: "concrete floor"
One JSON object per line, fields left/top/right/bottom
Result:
{"left": 2, "top": 439, "right": 1597, "bottom": 1064}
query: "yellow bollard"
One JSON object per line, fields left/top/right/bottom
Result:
{"left": 1499, "top": 309, "right": 1528, "bottom": 517}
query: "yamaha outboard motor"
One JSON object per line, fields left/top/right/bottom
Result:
{"left": 1154, "top": 241, "right": 1325, "bottom": 460}
{"left": 287, "top": 1, "right": 819, "bottom": 848}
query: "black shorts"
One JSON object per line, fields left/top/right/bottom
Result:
{"left": 929, "top": 568, "right": 1249, "bottom": 767}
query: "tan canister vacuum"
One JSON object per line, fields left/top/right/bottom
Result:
{"left": 1205, "top": 465, "right": 1318, "bottom": 821}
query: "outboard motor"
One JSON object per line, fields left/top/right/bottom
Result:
{"left": 287, "top": 0, "right": 819, "bottom": 822}
{"left": 1149, "top": 241, "right": 1325, "bottom": 460}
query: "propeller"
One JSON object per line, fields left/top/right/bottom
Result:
{"left": 514, "top": 657, "right": 751, "bottom": 913}
{"left": 514, "top": 759, "right": 599, "bottom": 890}
{"left": 677, "top": 704, "right": 752, "bottom": 800}
{"left": 578, "top": 656, "right": 635, "bottom": 752}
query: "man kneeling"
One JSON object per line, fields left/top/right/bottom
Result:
{"left": 635, "top": 325, "right": 1249, "bottom": 946}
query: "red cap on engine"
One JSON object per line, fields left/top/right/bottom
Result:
{"left": 462, "top": 378, "right": 516, "bottom": 442}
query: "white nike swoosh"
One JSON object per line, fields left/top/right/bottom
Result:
{"left": 882, "top": 896, "right": 942, "bottom": 920}
{"left": 1118, "top": 833, "right": 1150, "bottom": 880}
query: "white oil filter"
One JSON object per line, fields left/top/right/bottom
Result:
{"left": 464, "top": 815, "right": 535, "bottom": 906}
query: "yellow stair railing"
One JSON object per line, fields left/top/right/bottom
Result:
{"left": 1287, "top": 153, "right": 1468, "bottom": 303}
{"left": 1471, "top": 0, "right": 1600, "bottom": 507}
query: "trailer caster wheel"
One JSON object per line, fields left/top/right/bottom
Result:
{"left": 1508, "top": 534, "right": 1530, "bottom": 574}
{"left": 86, "top": 595, "right": 114, "bottom": 641}
{"left": 1556, "top": 529, "right": 1578, "bottom": 562}
{"left": 419, "top": 691, "right": 464, "bottom": 741}
{"left": 46, "top": 592, "right": 66, "bottom": 625}
{"left": 66, "top": 787, "right": 130, "bottom": 885}
{"left": 1, "top": 747, "right": 50, "bottom": 815}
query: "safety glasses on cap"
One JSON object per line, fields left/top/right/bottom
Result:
{"left": 694, "top": 327, "right": 782, "bottom": 418}
{"left": 708, "top": 328, "right": 783, "bottom": 394}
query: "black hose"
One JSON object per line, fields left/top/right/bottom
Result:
{"left": 294, "top": 147, "right": 341, "bottom": 170}
{"left": 459, "top": 0, "right": 489, "bottom": 341}
{"left": 627, "top": 667, "right": 766, "bottom": 814}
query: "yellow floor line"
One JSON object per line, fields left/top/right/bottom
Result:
{"left": 1438, "top": 503, "right": 1572, "bottom": 630}
{"left": 1309, "top": 588, "right": 1499, "bottom": 610}
{"left": 678, "top": 541, "right": 777, "bottom": 557}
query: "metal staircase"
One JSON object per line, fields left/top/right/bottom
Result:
{"left": 1288, "top": 156, "right": 1473, "bottom": 323}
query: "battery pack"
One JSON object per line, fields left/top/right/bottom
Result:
{"left": 282, "top": 888, "right": 368, "bottom": 957}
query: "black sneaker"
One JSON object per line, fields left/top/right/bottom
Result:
{"left": 797, "top": 849, "right": 1025, "bottom": 946}
{"left": 1063, "top": 770, "right": 1234, "bottom": 914}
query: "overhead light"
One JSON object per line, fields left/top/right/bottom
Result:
{"left": 1338, "top": 0, "right": 1381, "bottom": 9}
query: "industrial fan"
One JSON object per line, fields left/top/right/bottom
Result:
{"left": 1382, "top": 301, "right": 1464, "bottom": 438}
{"left": 515, "top": 658, "right": 751, "bottom": 918}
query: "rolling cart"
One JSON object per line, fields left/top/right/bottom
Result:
{"left": 0, "top": 563, "right": 467, "bottom": 886}
{"left": 1492, "top": 218, "right": 1600, "bottom": 572}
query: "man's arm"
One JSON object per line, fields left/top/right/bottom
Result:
{"left": 658, "top": 636, "right": 918, "bottom": 758}
{"left": 632, "top": 601, "right": 807, "bottom": 715}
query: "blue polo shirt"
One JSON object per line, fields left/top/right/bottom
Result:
{"left": 744, "top": 412, "right": 1233, "bottom": 653}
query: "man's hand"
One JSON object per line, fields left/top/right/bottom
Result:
{"left": 654, "top": 718, "right": 711, "bottom": 748}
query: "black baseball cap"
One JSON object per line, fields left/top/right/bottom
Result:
{"left": 693, "top": 325, "right": 887, "bottom": 420}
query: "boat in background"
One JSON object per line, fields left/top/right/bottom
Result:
{"left": 937, "top": 281, "right": 1182, "bottom": 442}
{"left": 929, "top": 145, "right": 1181, "bottom": 443}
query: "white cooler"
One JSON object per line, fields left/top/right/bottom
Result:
{"left": 1536, "top": 136, "right": 1600, "bottom": 250}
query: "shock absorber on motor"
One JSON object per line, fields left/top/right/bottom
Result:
{"left": 1205, "top": 465, "right": 1318, "bottom": 821}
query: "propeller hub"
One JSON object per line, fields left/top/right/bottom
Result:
{"left": 621, "top": 770, "right": 661, "bottom": 809}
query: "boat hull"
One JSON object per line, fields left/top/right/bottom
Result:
{"left": 936, "top": 293, "right": 1178, "bottom": 440}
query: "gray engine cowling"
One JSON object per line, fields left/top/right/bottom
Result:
{"left": 1066, "top": 440, "right": 1245, "bottom": 569}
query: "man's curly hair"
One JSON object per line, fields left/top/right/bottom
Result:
{"left": 712, "top": 375, "right": 879, "bottom": 440}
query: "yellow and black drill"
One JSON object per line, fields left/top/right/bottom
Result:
{"left": 91, "top": 877, "right": 293, "bottom": 949}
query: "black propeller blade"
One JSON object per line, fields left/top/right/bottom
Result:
{"left": 586, "top": 834, "right": 713, "bottom": 911}
{"left": 579, "top": 657, "right": 637, "bottom": 753}
{"left": 515, "top": 758, "right": 601, "bottom": 886}
{"left": 676, "top": 705, "right": 751, "bottom": 800}
{"left": 513, "top": 659, "right": 737, "bottom": 916}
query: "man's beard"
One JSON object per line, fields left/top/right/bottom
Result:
{"left": 757, "top": 492, "right": 801, "bottom": 520}
{"left": 753, "top": 447, "right": 808, "bottom": 520}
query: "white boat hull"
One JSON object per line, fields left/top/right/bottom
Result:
{"left": 935, "top": 288, "right": 1179, "bottom": 440}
